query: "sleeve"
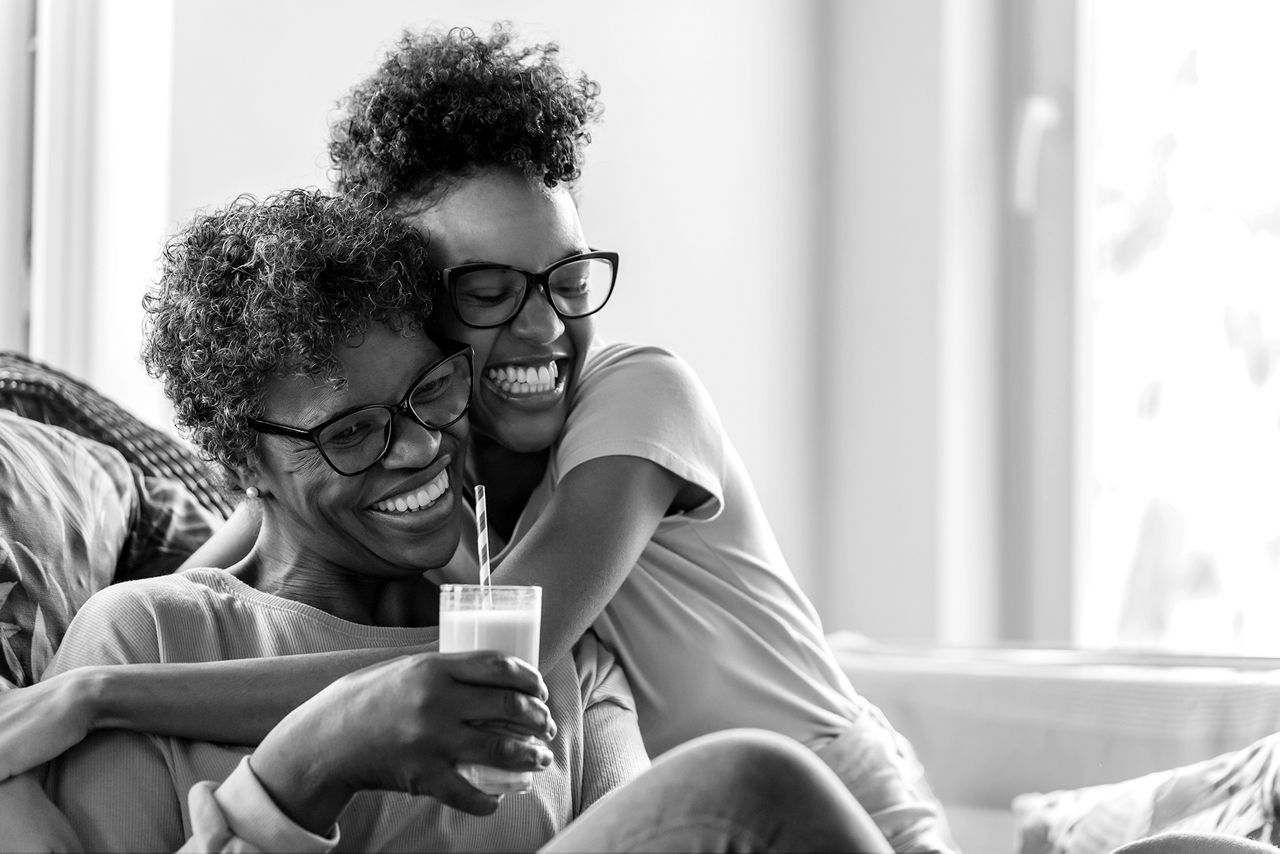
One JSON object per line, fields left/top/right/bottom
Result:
{"left": 46, "top": 728, "right": 187, "bottom": 853}
{"left": 556, "top": 345, "right": 726, "bottom": 521}
{"left": 572, "top": 633, "right": 650, "bottom": 812}
{"left": 191, "top": 757, "right": 339, "bottom": 854}
{"left": 0, "top": 771, "right": 84, "bottom": 853}
{"left": 42, "top": 580, "right": 166, "bottom": 677}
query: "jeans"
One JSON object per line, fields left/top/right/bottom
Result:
{"left": 540, "top": 729, "right": 893, "bottom": 853}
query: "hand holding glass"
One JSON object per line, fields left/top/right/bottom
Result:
{"left": 439, "top": 584, "right": 543, "bottom": 795}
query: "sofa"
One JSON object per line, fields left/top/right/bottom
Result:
{"left": 832, "top": 637, "right": 1280, "bottom": 852}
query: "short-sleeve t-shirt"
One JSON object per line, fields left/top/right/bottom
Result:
{"left": 497, "top": 340, "right": 868, "bottom": 756}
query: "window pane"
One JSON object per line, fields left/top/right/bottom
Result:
{"left": 1079, "top": 0, "right": 1280, "bottom": 653}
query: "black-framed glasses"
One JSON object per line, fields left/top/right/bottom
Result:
{"left": 247, "top": 345, "right": 473, "bottom": 476}
{"left": 439, "top": 250, "right": 619, "bottom": 329}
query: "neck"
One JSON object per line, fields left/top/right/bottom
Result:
{"left": 231, "top": 518, "right": 439, "bottom": 628}
{"left": 467, "top": 433, "right": 549, "bottom": 542}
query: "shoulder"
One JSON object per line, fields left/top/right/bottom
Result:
{"left": 573, "top": 340, "right": 718, "bottom": 423}
{"left": 77, "top": 569, "right": 226, "bottom": 617}
{"left": 556, "top": 341, "right": 728, "bottom": 502}
{"left": 580, "top": 341, "right": 703, "bottom": 391}
{"left": 47, "top": 571, "right": 227, "bottom": 673}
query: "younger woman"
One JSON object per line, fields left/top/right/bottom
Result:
{"left": 210, "top": 24, "right": 953, "bottom": 851}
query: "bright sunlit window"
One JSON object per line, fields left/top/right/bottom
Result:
{"left": 1079, "top": 0, "right": 1280, "bottom": 654}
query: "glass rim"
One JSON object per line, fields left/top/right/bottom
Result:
{"left": 439, "top": 583, "right": 543, "bottom": 593}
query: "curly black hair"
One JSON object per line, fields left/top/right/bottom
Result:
{"left": 140, "top": 188, "right": 432, "bottom": 484}
{"left": 329, "top": 23, "right": 602, "bottom": 208}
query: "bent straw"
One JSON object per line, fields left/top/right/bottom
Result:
{"left": 475, "top": 484, "right": 492, "bottom": 596}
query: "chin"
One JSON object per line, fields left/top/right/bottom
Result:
{"left": 384, "top": 519, "right": 464, "bottom": 574}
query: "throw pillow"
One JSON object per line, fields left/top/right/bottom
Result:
{"left": 1013, "top": 731, "right": 1280, "bottom": 854}
{"left": 0, "top": 411, "right": 219, "bottom": 689}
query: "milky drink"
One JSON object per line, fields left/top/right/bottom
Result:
{"left": 438, "top": 584, "right": 542, "bottom": 795}
{"left": 440, "top": 608, "right": 540, "bottom": 666}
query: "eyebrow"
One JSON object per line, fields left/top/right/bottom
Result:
{"left": 452, "top": 246, "right": 592, "bottom": 269}
{"left": 273, "top": 357, "right": 445, "bottom": 429}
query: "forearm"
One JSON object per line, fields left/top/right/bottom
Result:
{"left": 180, "top": 501, "right": 259, "bottom": 571}
{"left": 491, "top": 457, "right": 681, "bottom": 668}
{"left": 492, "top": 539, "right": 625, "bottom": 670}
{"left": 87, "top": 646, "right": 431, "bottom": 744}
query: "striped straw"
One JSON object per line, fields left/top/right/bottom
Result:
{"left": 475, "top": 484, "right": 491, "bottom": 591}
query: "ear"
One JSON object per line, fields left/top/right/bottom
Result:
{"left": 231, "top": 464, "right": 267, "bottom": 497}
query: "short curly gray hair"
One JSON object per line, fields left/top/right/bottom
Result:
{"left": 141, "top": 188, "right": 433, "bottom": 486}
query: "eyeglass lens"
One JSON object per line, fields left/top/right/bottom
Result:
{"left": 453, "top": 257, "right": 614, "bottom": 326}
{"left": 314, "top": 353, "right": 471, "bottom": 474}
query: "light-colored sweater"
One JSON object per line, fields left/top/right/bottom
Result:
{"left": 44, "top": 568, "right": 647, "bottom": 853}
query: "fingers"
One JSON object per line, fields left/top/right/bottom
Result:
{"left": 453, "top": 686, "right": 557, "bottom": 742}
{"left": 466, "top": 728, "right": 555, "bottom": 771}
{"left": 184, "top": 780, "right": 267, "bottom": 853}
{"left": 184, "top": 781, "right": 232, "bottom": 850}
{"left": 444, "top": 651, "right": 548, "bottom": 701}
{"left": 425, "top": 651, "right": 557, "bottom": 739}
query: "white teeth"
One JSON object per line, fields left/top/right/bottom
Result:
{"left": 485, "top": 361, "right": 560, "bottom": 395}
{"left": 371, "top": 469, "right": 450, "bottom": 513}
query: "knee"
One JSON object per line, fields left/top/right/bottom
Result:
{"left": 681, "top": 729, "right": 834, "bottom": 800}
{"left": 694, "top": 728, "right": 810, "bottom": 766}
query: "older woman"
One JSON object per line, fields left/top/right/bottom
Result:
{"left": 39, "top": 188, "right": 889, "bottom": 853}
{"left": 39, "top": 189, "right": 564, "bottom": 850}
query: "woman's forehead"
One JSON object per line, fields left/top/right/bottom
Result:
{"left": 262, "top": 327, "right": 441, "bottom": 423}
{"left": 407, "top": 172, "right": 585, "bottom": 267}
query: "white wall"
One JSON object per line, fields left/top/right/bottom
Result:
{"left": 43, "top": 0, "right": 1001, "bottom": 642}
{"left": 78, "top": 0, "right": 828, "bottom": 595}
{"left": 819, "top": 0, "right": 999, "bottom": 643}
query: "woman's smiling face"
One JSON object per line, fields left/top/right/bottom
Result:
{"left": 250, "top": 325, "right": 468, "bottom": 581}
{"left": 404, "top": 169, "right": 596, "bottom": 455}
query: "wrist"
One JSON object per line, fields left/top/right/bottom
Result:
{"left": 251, "top": 729, "right": 355, "bottom": 835}
{"left": 68, "top": 665, "right": 111, "bottom": 731}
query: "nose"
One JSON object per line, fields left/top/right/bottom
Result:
{"left": 380, "top": 411, "right": 443, "bottom": 470}
{"left": 508, "top": 283, "right": 565, "bottom": 344}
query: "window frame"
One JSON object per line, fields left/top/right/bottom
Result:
{"left": 0, "top": 0, "right": 35, "bottom": 353}
{"left": 996, "top": 0, "right": 1093, "bottom": 645}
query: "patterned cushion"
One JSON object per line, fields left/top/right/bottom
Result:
{"left": 0, "top": 411, "right": 220, "bottom": 689}
{"left": 0, "top": 350, "right": 234, "bottom": 519}
{"left": 1014, "top": 731, "right": 1280, "bottom": 853}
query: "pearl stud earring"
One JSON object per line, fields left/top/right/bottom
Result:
{"left": 245, "top": 486, "right": 261, "bottom": 499}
